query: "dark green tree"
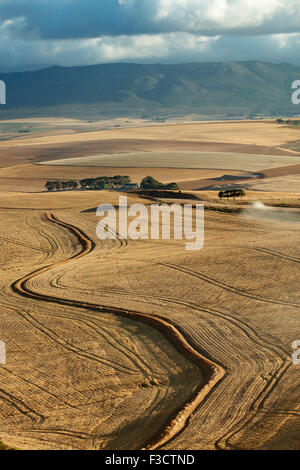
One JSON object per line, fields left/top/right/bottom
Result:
{"left": 45, "top": 181, "right": 55, "bottom": 192}
{"left": 140, "top": 176, "right": 161, "bottom": 189}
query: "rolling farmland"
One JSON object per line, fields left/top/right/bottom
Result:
{"left": 0, "top": 119, "right": 299, "bottom": 450}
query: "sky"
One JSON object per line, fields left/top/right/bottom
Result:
{"left": 1, "top": 0, "right": 300, "bottom": 68}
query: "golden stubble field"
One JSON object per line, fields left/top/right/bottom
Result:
{"left": 0, "top": 119, "right": 299, "bottom": 169}
{"left": 0, "top": 119, "right": 299, "bottom": 450}
{"left": 0, "top": 164, "right": 247, "bottom": 193}
{"left": 1, "top": 120, "right": 300, "bottom": 148}
{"left": 1, "top": 119, "right": 300, "bottom": 194}
{"left": 0, "top": 190, "right": 299, "bottom": 450}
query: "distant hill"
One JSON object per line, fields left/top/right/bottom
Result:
{"left": 0, "top": 64, "right": 51, "bottom": 73}
{"left": 0, "top": 61, "right": 299, "bottom": 119}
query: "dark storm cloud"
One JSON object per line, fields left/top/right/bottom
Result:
{"left": 1, "top": 0, "right": 300, "bottom": 40}
{"left": 0, "top": 0, "right": 161, "bottom": 39}
{"left": 1, "top": 1, "right": 300, "bottom": 68}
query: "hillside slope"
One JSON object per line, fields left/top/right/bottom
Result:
{"left": 0, "top": 61, "right": 299, "bottom": 119}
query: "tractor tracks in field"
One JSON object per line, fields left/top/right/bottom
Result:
{"left": 215, "top": 359, "right": 291, "bottom": 449}
{"left": 157, "top": 260, "right": 294, "bottom": 449}
{"left": 0, "top": 387, "right": 45, "bottom": 424}
{"left": 159, "top": 262, "right": 300, "bottom": 309}
{"left": 10, "top": 213, "right": 294, "bottom": 449}
{"left": 248, "top": 246, "right": 300, "bottom": 264}
{"left": 0, "top": 235, "right": 49, "bottom": 254}
{"left": 11, "top": 212, "right": 225, "bottom": 450}
{"left": 81, "top": 268, "right": 290, "bottom": 449}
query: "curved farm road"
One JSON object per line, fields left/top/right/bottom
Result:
{"left": 11, "top": 213, "right": 225, "bottom": 450}
{"left": 5, "top": 209, "right": 297, "bottom": 450}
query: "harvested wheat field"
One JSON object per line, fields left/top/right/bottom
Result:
{"left": 241, "top": 175, "right": 300, "bottom": 193}
{"left": 0, "top": 118, "right": 299, "bottom": 451}
{"left": 0, "top": 164, "right": 246, "bottom": 193}
{"left": 0, "top": 119, "right": 299, "bottom": 168}
{"left": 1, "top": 120, "right": 300, "bottom": 148}
{"left": 39, "top": 150, "right": 300, "bottom": 172}
{"left": 0, "top": 189, "right": 299, "bottom": 450}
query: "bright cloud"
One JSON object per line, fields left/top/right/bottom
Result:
{"left": 1, "top": 0, "right": 300, "bottom": 67}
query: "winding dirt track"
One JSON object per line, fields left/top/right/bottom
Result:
{"left": 11, "top": 213, "right": 226, "bottom": 450}
{"left": 7, "top": 209, "right": 297, "bottom": 449}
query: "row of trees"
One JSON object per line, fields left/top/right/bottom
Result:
{"left": 45, "top": 175, "right": 180, "bottom": 192}
{"left": 218, "top": 189, "right": 246, "bottom": 200}
{"left": 45, "top": 180, "right": 78, "bottom": 191}
{"left": 80, "top": 175, "right": 131, "bottom": 190}
{"left": 277, "top": 118, "right": 300, "bottom": 126}
{"left": 45, "top": 175, "right": 131, "bottom": 192}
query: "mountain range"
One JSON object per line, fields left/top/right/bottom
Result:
{"left": 0, "top": 60, "right": 299, "bottom": 119}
